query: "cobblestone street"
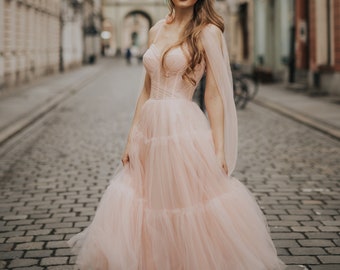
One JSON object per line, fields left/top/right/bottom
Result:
{"left": 0, "top": 59, "right": 339, "bottom": 270}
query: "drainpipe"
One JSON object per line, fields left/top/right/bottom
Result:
{"left": 59, "top": 2, "right": 64, "bottom": 72}
{"left": 288, "top": 1, "right": 295, "bottom": 83}
{"left": 327, "top": 0, "right": 331, "bottom": 66}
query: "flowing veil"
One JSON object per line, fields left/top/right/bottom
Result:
{"left": 201, "top": 25, "right": 238, "bottom": 176}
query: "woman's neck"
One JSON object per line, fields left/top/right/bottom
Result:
{"left": 172, "top": 7, "right": 193, "bottom": 27}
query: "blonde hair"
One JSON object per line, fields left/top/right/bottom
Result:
{"left": 162, "top": 0, "right": 224, "bottom": 85}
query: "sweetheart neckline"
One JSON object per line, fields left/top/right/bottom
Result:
{"left": 150, "top": 43, "right": 183, "bottom": 57}
{"left": 146, "top": 44, "right": 205, "bottom": 73}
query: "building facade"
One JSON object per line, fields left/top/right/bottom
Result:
{"left": 60, "top": 0, "right": 102, "bottom": 70}
{"left": 252, "top": 0, "right": 294, "bottom": 82}
{"left": 0, "top": 0, "right": 60, "bottom": 88}
{"left": 295, "top": 0, "right": 340, "bottom": 95}
{"left": 82, "top": 0, "right": 102, "bottom": 64}
{"left": 224, "top": 0, "right": 293, "bottom": 80}
{"left": 0, "top": 0, "right": 102, "bottom": 91}
{"left": 224, "top": 0, "right": 255, "bottom": 73}
{"left": 60, "top": 0, "right": 84, "bottom": 70}
{"left": 0, "top": 0, "right": 5, "bottom": 89}
{"left": 227, "top": 0, "right": 340, "bottom": 95}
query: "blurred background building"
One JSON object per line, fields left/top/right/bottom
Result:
{"left": 227, "top": 0, "right": 340, "bottom": 95}
{"left": 0, "top": 0, "right": 339, "bottom": 96}
{"left": 0, "top": 0, "right": 60, "bottom": 88}
{"left": 60, "top": 0, "right": 102, "bottom": 70}
{"left": 294, "top": 0, "right": 340, "bottom": 96}
{"left": 101, "top": 0, "right": 168, "bottom": 57}
{"left": 0, "top": 0, "right": 102, "bottom": 90}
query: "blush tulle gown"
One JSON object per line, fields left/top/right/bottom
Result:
{"left": 68, "top": 21, "right": 287, "bottom": 270}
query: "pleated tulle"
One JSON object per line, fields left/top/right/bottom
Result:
{"left": 68, "top": 100, "right": 286, "bottom": 270}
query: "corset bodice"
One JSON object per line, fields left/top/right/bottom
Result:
{"left": 143, "top": 44, "right": 205, "bottom": 100}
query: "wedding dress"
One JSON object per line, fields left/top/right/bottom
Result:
{"left": 68, "top": 21, "right": 287, "bottom": 270}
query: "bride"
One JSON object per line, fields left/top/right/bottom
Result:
{"left": 68, "top": 0, "right": 287, "bottom": 269}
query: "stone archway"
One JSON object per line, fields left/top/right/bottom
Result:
{"left": 122, "top": 10, "right": 153, "bottom": 58}
{"left": 102, "top": 1, "right": 168, "bottom": 56}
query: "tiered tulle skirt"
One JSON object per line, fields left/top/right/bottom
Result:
{"left": 68, "top": 99, "right": 286, "bottom": 270}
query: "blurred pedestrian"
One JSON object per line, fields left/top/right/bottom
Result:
{"left": 125, "top": 47, "right": 132, "bottom": 65}
{"left": 68, "top": 0, "right": 286, "bottom": 269}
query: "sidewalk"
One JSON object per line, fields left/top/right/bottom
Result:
{"left": 0, "top": 58, "right": 112, "bottom": 145}
{"left": 253, "top": 84, "right": 340, "bottom": 140}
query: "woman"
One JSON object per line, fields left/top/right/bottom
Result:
{"left": 68, "top": 0, "right": 287, "bottom": 269}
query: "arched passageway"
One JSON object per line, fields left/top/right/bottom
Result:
{"left": 122, "top": 10, "right": 153, "bottom": 58}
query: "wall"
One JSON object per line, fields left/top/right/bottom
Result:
{"left": 226, "top": 0, "right": 254, "bottom": 72}
{"left": 300, "top": 0, "right": 340, "bottom": 95}
{"left": 0, "top": 0, "right": 4, "bottom": 89}
{"left": 0, "top": 0, "right": 103, "bottom": 91}
{"left": 83, "top": 0, "right": 102, "bottom": 64}
{"left": 321, "top": 0, "right": 340, "bottom": 95}
{"left": 60, "top": 1, "right": 84, "bottom": 70}
{"left": 1, "top": 0, "right": 60, "bottom": 88}
{"left": 252, "top": 0, "right": 294, "bottom": 81}
{"left": 333, "top": 0, "right": 340, "bottom": 72}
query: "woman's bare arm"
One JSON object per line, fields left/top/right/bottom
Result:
{"left": 125, "top": 73, "right": 150, "bottom": 142}
{"left": 121, "top": 24, "right": 160, "bottom": 165}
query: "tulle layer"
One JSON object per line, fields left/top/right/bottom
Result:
{"left": 68, "top": 99, "right": 286, "bottom": 270}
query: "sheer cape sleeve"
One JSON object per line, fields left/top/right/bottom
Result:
{"left": 200, "top": 24, "right": 238, "bottom": 176}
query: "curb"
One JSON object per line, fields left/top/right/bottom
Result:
{"left": 253, "top": 97, "right": 340, "bottom": 141}
{"left": 0, "top": 65, "right": 107, "bottom": 145}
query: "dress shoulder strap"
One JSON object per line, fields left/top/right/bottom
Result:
{"left": 153, "top": 19, "right": 165, "bottom": 43}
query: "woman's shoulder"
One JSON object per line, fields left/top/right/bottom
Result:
{"left": 148, "top": 19, "right": 165, "bottom": 42}
{"left": 200, "top": 24, "right": 223, "bottom": 46}
{"left": 149, "top": 19, "right": 165, "bottom": 34}
{"left": 202, "top": 23, "right": 223, "bottom": 36}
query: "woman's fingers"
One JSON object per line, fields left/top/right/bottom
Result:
{"left": 222, "top": 162, "right": 229, "bottom": 175}
{"left": 216, "top": 152, "right": 228, "bottom": 175}
{"left": 121, "top": 154, "right": 129, "bottom": 166}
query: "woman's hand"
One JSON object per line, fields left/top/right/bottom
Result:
{"left": 121, "top": 143, "right": 130, "bottom": 166}
{"left": 216, "top": 151, "right": 228, "bottom": 175}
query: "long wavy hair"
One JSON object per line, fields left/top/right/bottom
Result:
{"left": 162, "top": 0, "right": 224, "bottom": 85}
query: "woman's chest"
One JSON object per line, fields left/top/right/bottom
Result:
{"left": 143, "top": 44, "right": 189, "bottom": 74}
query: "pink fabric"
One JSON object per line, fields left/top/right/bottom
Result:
{"left": 68, "top": 22, "right": 286, "bottom": 270}
{"left": 201, "top": 25, "right": 238, "bottom": 176}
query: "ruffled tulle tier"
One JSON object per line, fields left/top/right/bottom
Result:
{"left": 68, "top": 99, "right": 286, "bottom": 270}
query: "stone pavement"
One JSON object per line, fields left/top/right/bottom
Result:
{"left": 0, "top": 58, "right": 339, "bottom": 269}
{"left": 254, "top": 84, "right": 340, "bottom": 140}
{"left": 0, "top": 59, "right": 112, "bottom": 145}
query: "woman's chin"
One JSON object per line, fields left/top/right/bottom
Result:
{"left": 173, "top": 0, "right": 198, "bottom": 9}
